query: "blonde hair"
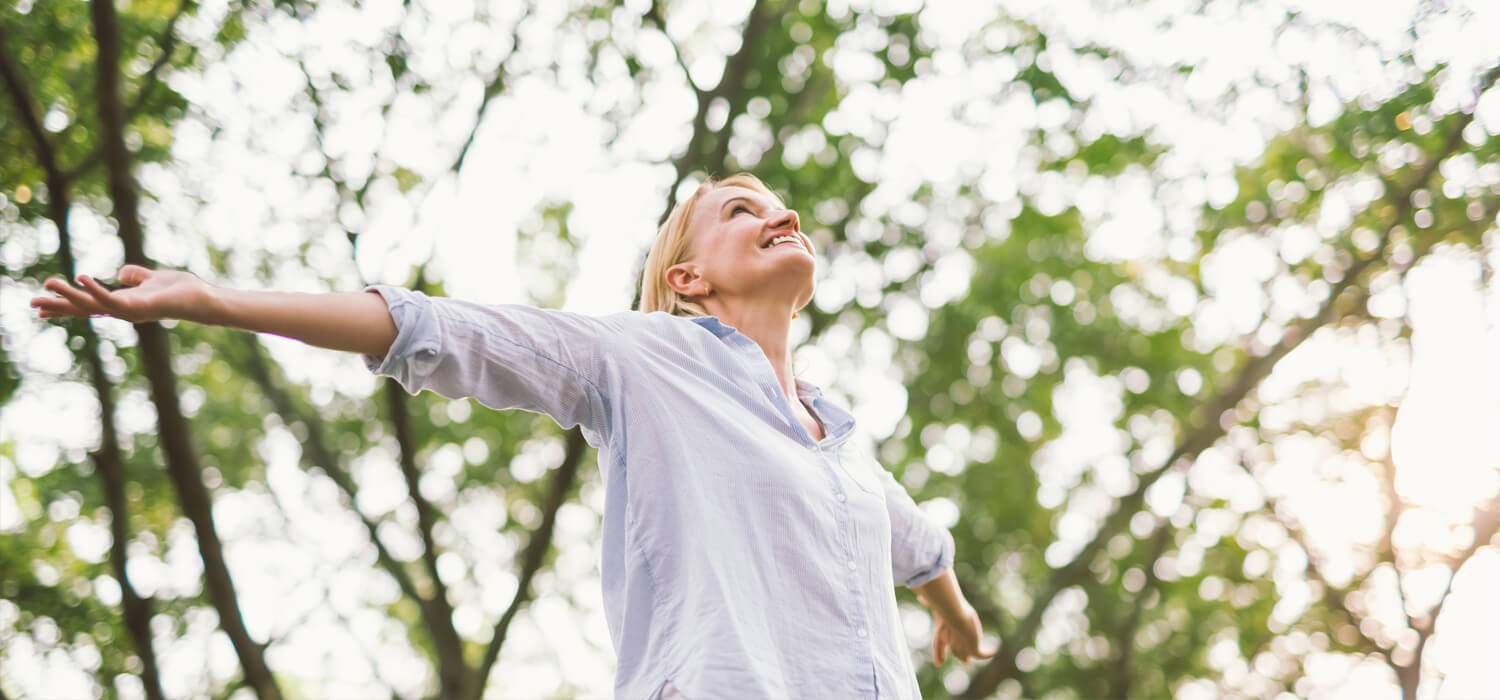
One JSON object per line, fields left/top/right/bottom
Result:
{"left": 638, "top": 173, "right": 783, "bottom": 317}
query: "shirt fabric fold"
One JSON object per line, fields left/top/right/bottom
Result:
{"left": 362, "top": 285, "right": 956, "bottom": 700}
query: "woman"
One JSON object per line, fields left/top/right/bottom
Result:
{"left": 32, "top": 173, "right": 994, "bottom": 698}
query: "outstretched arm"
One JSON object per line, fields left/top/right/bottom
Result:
{"left": 34, "top": 265, "right": 620, "bottom": 445}
{"left": 30, "top": 264, "right": 398, "bottom": 357}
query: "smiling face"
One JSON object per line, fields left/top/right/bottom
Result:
{"left": 668, "top": 184, "right": 817, "bottom": 313}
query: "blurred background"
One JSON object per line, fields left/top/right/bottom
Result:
{"left": 3, "top": 0, "right": 1499, "bottom": 698}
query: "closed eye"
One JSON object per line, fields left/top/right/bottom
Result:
{"left": 731, "top": 205, "right": 752, "bottom": 216}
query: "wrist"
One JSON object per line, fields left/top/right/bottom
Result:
{"left": 192, "top": 282, "right": 230, "bottom": 327}
{"left": 914, "top": 568, "right": 970, "bottom": 621}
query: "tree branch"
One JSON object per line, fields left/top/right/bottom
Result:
{"left": 449, "top": 10, "right": 528, "bottom": 178}
{"left": 1106, "top": 524, "right": 1171, "bottom": 698}
{"left": 1419, "top": 492, "right": 1500, "bottom": 637}
{"left": 88, "top": 0, "right": 281, "bottom": 696}
{"left": 662, "top": 0, "right": 778, "bottom": 217}
{"left": 0, "top": 20, "right": 62, "bottom": 177}
{"left": 472, "top": 428, "right": 589, "bottom": 699}
{"left": 1374, "top": 435, "right": 1414, "bottom": 632}
{"left": 15, "top": 39, "right": 168, "bottom": 696}
{"left": 126, "top": 0, "right": 193, "bottom": 119}
{"left": 283, "top": 6, "right": 534, "bottom": 688}
{"left": 320, "top": 581, "right": 405, "bottom": 697}
{"left": 701, "top": 1, "right": 776, "bottom": 175}
{"left": 1256, "top": 470, "right": 1400, "bottom": 668}
{"left": 66, "top": 0, "right": 197, "bottom": 181}
{"left": 384, "top": 381, "right": 468, "bottom": 699}
{"left": 631, "top": 0, "right": 780, "bottom": 310}
{"left": 643, "top": 0, "right": 707, "bottom": 98}
{"left": 958, "top": 82, "right": 1484, "bottom": 699}
{"left": 7, "top": 11, "right": 166, "bottom": 700}
{"left": 235, "top": 334, "right": 424, "bottom": 605}
{"left": 66, "top": 222, "right": 168, "bottom": 700}
{"left": 1236, "top": 413, "right": 1489, "bottom": 700}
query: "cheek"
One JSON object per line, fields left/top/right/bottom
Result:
{"left": 694, "top": 239, "right": 742, "bottom": 279}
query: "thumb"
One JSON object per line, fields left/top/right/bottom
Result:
{"left": 976, "top": 644, "right": 997, "bottom": 659}
{"left": 119, "top": 264, "right": 151, "bottom": 286}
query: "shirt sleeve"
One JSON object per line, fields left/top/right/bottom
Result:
{"left": 880, "top": 466, "right": 956, "bottom": 588}
{"left": 360, "top": 285, "right": 617, "bottom": 446}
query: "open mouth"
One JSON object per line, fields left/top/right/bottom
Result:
{"left": 761, "top": 234, "right": 804, "bottom": 250}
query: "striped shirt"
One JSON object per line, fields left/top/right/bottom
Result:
{"left": 362, "top": 285, "right": 955, "bottom": 699}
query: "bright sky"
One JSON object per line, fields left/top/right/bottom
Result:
{"left": 1, "top": 0, "right": 1498, "bottom": 697}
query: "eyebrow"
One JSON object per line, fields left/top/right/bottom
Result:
{"left": 719, "top": 196, "right": 765, "bottom": 217}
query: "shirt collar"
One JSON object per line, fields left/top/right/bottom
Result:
{"left": 687, "top": 314, "right": 737, "bottom": 338}
{"left": 686, "top": 314, "right": 858, "bottom": 443}
{"left": 798, "top": 380, "right": 856, "bottom": 443}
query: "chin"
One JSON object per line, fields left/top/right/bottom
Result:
{"left": 749, "top": 254, "right": 817, "bottom": 304}
{"left": 791, "top": 276, "right": 816, "bottom": 312}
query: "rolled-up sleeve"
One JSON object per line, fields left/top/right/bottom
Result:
{"left": 361, "top": 285, "right": 618, "bottom": 446}
{"left": 880, "top": 468, "right": 955, "bottom": 587}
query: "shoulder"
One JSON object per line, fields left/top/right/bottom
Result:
{"left": 589, "top": 312, "right": 733, "bottom": 379}
{"left": 604, "top": 309, "right": 720, "bottom": 345}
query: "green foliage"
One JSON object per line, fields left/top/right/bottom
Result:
{"left": 3, "top": 1, "right": 1496, "bottom": 698}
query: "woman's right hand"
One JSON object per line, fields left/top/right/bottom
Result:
{"left": 30, "top": 264, "right": 214, "bottom": 324}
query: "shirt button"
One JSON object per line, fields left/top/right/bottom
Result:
{"left": 857, "top": 627, "right": 868, "bottom": 638}
{"left": 846, "top": 560, "right": 857, "bottom": 571}
{"left": 836, "top": 492, "right": 847, "bottom": 503}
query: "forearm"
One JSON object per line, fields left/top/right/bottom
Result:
{"left": 912, "top": 567, "right": 970, "bottom": 622}
{"left": 204, "top": 286, "right": 397, "bottom": 357}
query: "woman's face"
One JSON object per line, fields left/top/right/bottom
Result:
{"left": 670, "top": 185, "right": 817, "bottom": 311}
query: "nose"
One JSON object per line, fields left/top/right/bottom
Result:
{"left": 769, "top": 208, "right": 799, "bottom": 232}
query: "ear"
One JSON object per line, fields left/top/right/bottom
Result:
{"left": 665, "top": 262, "right": 709, "bottom": 299}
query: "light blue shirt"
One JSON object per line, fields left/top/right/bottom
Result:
{"left": 361, "top": 285, "right": 955, "bottom": 699}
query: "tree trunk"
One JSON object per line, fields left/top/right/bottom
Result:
{"left": 87, "top": 1, "right": 282, "bottom": 696}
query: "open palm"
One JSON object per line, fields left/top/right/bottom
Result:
{"left": 30, "top": 264, "right": 211, "bottom": 324}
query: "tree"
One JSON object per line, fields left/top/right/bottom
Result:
{"left": 3, "top": 0, "right": 1497, "bottom": 698}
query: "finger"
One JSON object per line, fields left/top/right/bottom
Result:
{"left": 43, "top": 277, "right": 79, "bottom": 297}
{"left": 977, "top": 645, "right": 997, "bottom": 659}
{"left": 31, "top": 297, "right": 86, "bottom": 317}
{"left": 38, "top": 298, "right": 94, "bottom": 317}
{"left": 42, "top": 278, "right": 105, "bottom": 314}
{"left": 118, "top": 264, "right": 151, "bottom": 286}
{"left": 77, "top": 275, "right": 122, "bottom": 309}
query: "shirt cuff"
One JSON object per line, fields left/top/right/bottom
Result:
{"left": 361, "top": 285, "right": 443, "bottom": 392}
{"left": 902, "top": 528, "right": 955, "bottom": 588}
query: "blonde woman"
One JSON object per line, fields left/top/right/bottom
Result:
{"left": 32, "top": 173, "right": 994, "bottom": 698}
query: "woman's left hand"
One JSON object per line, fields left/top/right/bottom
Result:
{"left": 920, "top": 596, "right": 996, "bottom": 666}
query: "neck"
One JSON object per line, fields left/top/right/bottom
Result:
{"left": 703, "top": 297, "right": 798, "bottom": 400}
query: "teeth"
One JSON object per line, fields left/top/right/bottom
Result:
{"left": 764, "top": 235, "right": 799, "bottom": 248}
